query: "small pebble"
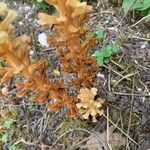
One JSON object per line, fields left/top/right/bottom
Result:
{"left": 38, "top": 33, "right": 49, "bottom": 47}
{"left": 141, "top": 44, "right": 146, "bottom": 49}
{"left": 137, "top": 88, "right": 142, "bottom": 92}
{"left": 141, "top": 97, "right": 145, "bottom": 102}
{"left": 18, "top": 21, "right": 23, "bottom": 25}
{"left": 111, "top": 80, "right": 117, "bottom": 83}
{"left": 97, "top": 73, "right": 105, "bottom": 78}
{"left": 108, "top": 27, "right": 118, "bottom": 31}
{"left": 134, "top": 60, "right": 138, "bottom": 64}
{"left": 25, "top": 14, "right": 29, "bottom": 19}
{"left": 13, "top": 2, "right": 17, "bottom": 5}
{"left": 30, "top": 50, "right": 34, "bottom": 55}
{"left": 24, "top": 6, "right": 31, "bottom": 11}
{"left": 141, "top": 41, "right": 148, "bottom": 49}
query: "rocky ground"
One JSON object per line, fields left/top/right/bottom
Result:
{"left": 0, "top": 0, "right": 149, "bottom": 150}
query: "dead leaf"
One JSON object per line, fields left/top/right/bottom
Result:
{"left": 81, "top": 126, "right": 125, "bottom": 150}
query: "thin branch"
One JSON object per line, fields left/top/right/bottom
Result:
{"left": 132, "top": 14, "right": 150, "bottom": 27}
{"left": 102, "top": 113, "right": 138, "bottom": 145}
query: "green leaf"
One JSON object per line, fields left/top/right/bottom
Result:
{"left": 29, "top": 104, "right": 39, "bottom": 110}
{"left": 94, "top": 44, "right": 120, "bottom": 66}
{"left": 51, "top": 11, "right": 59, "bottom": 16}
{"left": 33, "top": 1, "right": 49, "bottom": 11}
{"left": 0, "top": 59, "right": 7, "bottom": 67}
{"left": 95, "top": 51, "right": 104, "bottom": 65}
{"left": 97, "top": 57, "right": 104, "bottom": 65}
{"left": 104, "top": 58, "right": 110, "bottom": 64}
{"left": 4, "top": 119, "right": 14, "bottom": 129}
{"left": 8, "top": 145, "right": 17, "bottom": 150}
{"left": 122, "top": 0, "right": 142, "bottom": 12}
{"left": 85, "top": 32, "right": 95, "bottom": 41}
{"left": 102, "top": 45, "right": 113, "bottom": 57}
{"left": 94, "top": 30, "right": 105, "bottom": 41}
{"left": 29, "top": 101, "right": 39, "bottom": 110}
{"left": 1, "top": 134, "right": 9, "bottom": 142}
{"left": 141, "top": 8, "right": 150, "bottom": 16}
{"left": 95, "top": 51, "right": 101, "bottom": 57}
{"left": 111, "top": 45, "right": 120, "bottom": 53}
{"left": 137, "top": 0, "right": 150, "bottom": 10}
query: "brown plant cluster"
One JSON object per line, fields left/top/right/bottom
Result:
{"left": 38, "top": 0, "right": 99, "bottom": 87}
{"left": 0, "top": 2, "right": 77, "bottom": 117}
{"left": 0, "top": 1, "right": 103, "bottom": 121}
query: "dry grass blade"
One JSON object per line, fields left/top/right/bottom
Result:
{"left": 102, "top": 113, "right": 138, "bottom": 145}
{"left": 113, "top": 72, "right": 138, "bottom": 88}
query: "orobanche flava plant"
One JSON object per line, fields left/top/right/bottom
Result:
{"left": 38, "top": 0, "right": 99, "bottom": 87}
{"left": 0, "top": 1, "right": 104, "bottom": 121}
{"left": 0, "top": 2, "right": 77, "bottom": 117}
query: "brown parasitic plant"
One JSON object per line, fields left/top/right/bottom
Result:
{"left": 0, "top": 1, "right": 104, "bottom": 121}
{"left": 0, "top": 2, "right": 77, "bottom": 117}
{"left": 38, "top": 0, "right": 99, "bottom": 88}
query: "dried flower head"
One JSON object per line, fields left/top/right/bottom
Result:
{"left": 76, "top": 87, "right": 104, "bottom": 122}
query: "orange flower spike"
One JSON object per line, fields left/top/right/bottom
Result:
{"left": 0, "top": 3, "right": 78, "bottom": 117}
{"left": 39, "top": 0, "right": 98, "bottom": 88}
